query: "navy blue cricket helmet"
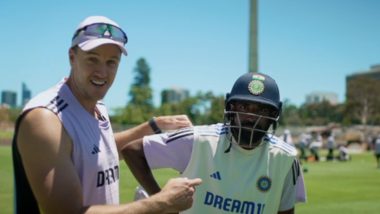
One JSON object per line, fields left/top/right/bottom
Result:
{"left": 226, "top": 72, "right": 282, "bottom": 113}
{"left": 224, "top": 72, "right": 283, "bottom": 150}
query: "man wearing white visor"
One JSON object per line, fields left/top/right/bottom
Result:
{"left": 12, "top": 15, "right": 201, "bottom": 214}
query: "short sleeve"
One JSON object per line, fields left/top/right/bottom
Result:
{"left": 279, "top": 159, "right": 307, "bottom": 211}
{"left": 143, "top": 127, "right": 194, "bottom": 172}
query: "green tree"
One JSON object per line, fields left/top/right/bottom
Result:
{"left": 154, "top": 91, "right": 224, "bottom": 125}
{"left": 0, "top": 107, "right": 21, "bottom": 123}
{"left": 297, "top": 100, "right": 344, "bottom": 126}
{"left": 123, "top": 58, "right": 154, "bottom": 124}
{"left": 156, "top": 96, "right": 199, "bottom": 123}
{"left": 207, "top": 95, "right": 224, "bottom": 124}
{"left": 125, "top": 58, "right": 154, "bottom": 124}
{"left": 186, "top": 92, "right": 224, "bottom": 125}
{"left": 279, "top": 99, "right": 302, "bottom": 126}
{"left": 129, "top": 58, "right": 153, "bottom": 107}
{"left": 345, "top": 77, "right": 380, "bottom": 125}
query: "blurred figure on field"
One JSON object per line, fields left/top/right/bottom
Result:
{"left": 298, "top": 132, "right": 310, "bottom": 161}
{"left": 309, "top": 132, "right": 322, "bottom": 162}
{"left": 337, "top": 145, "right": 350, "bottom": 161}
{"left": 281, "top": 129, "right": 294, "bottom": 145}
{"left": 326, "top": 133, "right": 336, "bottom": 161}
{"left": 374, "top": 135, "right": 380, "bottom": 168}
{"left": 366, "top": 135, "right": 374, "bottom": 151}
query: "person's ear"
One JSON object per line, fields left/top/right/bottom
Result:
{"left": 69, "top": 48, "right": 76, "bottom": 65}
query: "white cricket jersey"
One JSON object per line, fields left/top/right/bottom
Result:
{"left": 23, "top": 79, "right": 120, "bottom": 205}
{"left": 143, "top": 124, "right": 306, "bottom": 214}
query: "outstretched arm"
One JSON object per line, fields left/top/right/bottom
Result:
{"left": 86, "top": 177, "right": 202, "bottom": 214}
{"left": 114, "top": 115, "right": 192, "bottom": 154}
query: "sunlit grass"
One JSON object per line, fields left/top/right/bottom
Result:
{"left": 1, "top": 146, "right": 379, "bottom": 213}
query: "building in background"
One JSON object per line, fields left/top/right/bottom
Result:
{"left": 346, "top": 64, "right": 380, "bottom": 82}
{"left": 1, "top": 90, "right": 17, "bottom": 108}
{"left": 22, "top": 82, "right": 32, "bottom": 106}
{"left": 161, "top": 87, "right": 189, "bottom": 105}
{"left": 305, "top": 92, "right": 338, "bottom": 105}
{"left": 346, "top": 64, "right": 380, "bottom": 103}
{"left": 346, "top": 64, "right": 380, "bottom": 124}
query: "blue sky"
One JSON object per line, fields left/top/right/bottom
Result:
{"left": 1, "top": 0, "right": 379, "bottom": 111}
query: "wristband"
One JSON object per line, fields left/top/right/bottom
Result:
{"left": 149, "top": 117, "right": 162, "bottom": 134}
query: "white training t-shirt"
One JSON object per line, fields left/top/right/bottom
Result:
{"left": 143, "top": 123, "right": 306, "bottom": 213}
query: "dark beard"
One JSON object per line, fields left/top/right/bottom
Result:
{"left": 231, "top": 127, "right": 265, "bottom": 149}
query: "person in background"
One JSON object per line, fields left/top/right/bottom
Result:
{"left": 326, "top": 133, "right": 336, "bottom": 161}
{"left": 298, "top": 132, "right": 310, "bottom": 162}
{"left": 337, "top": 145, "right": 350, "bottom": 162}
{"left": 123, "top": 72, "right": 306, "bottom": 214}
{"left": 374, "top": 135, "right": 380, "bottom": 168}
{"left": 12, "top": 15, "right": 201, "bottom": 214}
{"left": 309, "top": 132, "right": 322, "bottom": 162}
{"left": 282, "top": 129, "right": 294, "bottom": 145}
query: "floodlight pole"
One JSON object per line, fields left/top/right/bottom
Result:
{"left": 249, "top": 0, "right": 258, "bottom": 73}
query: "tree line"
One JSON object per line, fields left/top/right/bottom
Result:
{"left": 111, "top": 58, "right": 380, "bottom": 127}
{"left": 2, "top": 58, "right": 380, "bottom": 128}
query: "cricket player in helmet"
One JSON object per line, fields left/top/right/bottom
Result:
{"left": 224, "top": 72, "right": 282, "bottom": 149}
{"left": 123, "top": 72, "right": 307, "bottom": 214}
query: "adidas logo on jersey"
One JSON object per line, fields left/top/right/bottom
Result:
{"left": 91, "top": 144, "right": 101, "bottom": 154}
{"left": 210, "top": 171, "right": 221, "bottom": 180}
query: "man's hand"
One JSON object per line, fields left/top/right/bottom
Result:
{"left": 155, "top": 115, "right": 193, "bottom": 131}
{"left": 158, "top": 177, "right": 202, "bottom": 213}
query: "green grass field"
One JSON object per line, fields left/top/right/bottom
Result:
{"left": 1, "top": 145, "right": 379, "bottom": 213}
{"left": 0, "top": 130, "right": 13, "bottom": 140}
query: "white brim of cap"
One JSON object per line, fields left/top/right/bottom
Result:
{"left": 78, "top": 38, "right": 128, "bottom": 56}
